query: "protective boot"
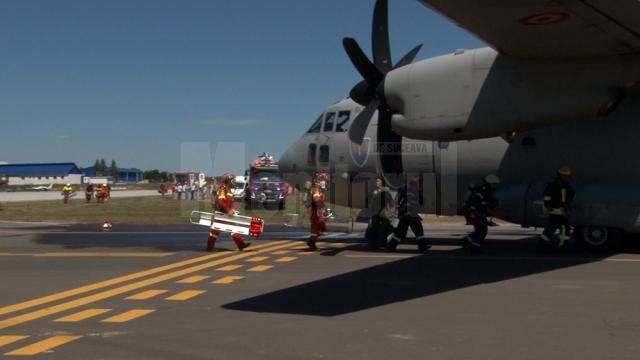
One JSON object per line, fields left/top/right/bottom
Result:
{"left": 231, "top": 233, "right": 250, "bottom": 251}
{"left": 207, "top": 231, "right": 217, "bottom": 251}
{"left": 307, "top": 235, "right": 318, "bottom": 251}
{"left": 416, "top": 236, "right": 431, "bottom": 253}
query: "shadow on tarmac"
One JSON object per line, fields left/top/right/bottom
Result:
{"left": 223, "top": 236, "right": 635, "bottom": 317}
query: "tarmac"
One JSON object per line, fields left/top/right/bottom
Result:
{"left": 0, "top": 222, "right": 639, "bottom": 359}
{"left": 0, "top": 190, "right": 160, "bottom": 203}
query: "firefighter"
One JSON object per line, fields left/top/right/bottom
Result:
{"left": 365, "top": 176, "right": 394, "bottom": 250}
{"left": 85, "top": 183, "right": 94, "bottom": 203}
{"left": 62, "top": 183, "right": 73, "bottom": 204}
{"left": 539, "top": 166, "right": 575, "bottom": 249}
{"left": 306, "top": 178, "right": 326, "bottom": 251}
{"left": 206, "top": 173, "right": 251, "bottom": 252}
{"left": 462, "top": 174, "right": 500, "bottom": 250}
{"left": 387, "top": 174, "right": 430, "bottom": 252}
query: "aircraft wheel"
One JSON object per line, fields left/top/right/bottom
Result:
{"left": 575, "top": 226, "right": 621, "bottom": 251}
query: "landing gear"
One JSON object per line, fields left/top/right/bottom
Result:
{"left": 574, "top": 226, "right": 622, "bottom": 251}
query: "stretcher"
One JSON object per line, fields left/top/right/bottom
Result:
{"left": 190, "top": 211, "right": 264, "bottom": 238}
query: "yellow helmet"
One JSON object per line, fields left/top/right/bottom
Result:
{"left": 558, "top": 165, "right": 572, "bottom": 176}
{"left": 484, "top": 174, "right": 500, "bottom": 185}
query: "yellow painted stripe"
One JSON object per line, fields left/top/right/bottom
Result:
{"left": 246, "top": 256, "right": 269, "bottom": 262}
{"left": 0, "top": 241, "right": 295, "bottom": 330}
{"left": 247, "top": 265, "right": 273, "bottom": 272}
{"left": 216, "top": 264, "right": 243, "bottom": 272}
{"left": 101, "top": 309, "right": 155, "bottom": 323}
{"left": 297, "top": 251, "right": 315, "bottom": 255}
{"left": 5, "top": 336, "right": 82, "bottom": 356}
{"left": 126, "top": 289, "right": 168, "bottom": 300}
{"left": 165, "top": 290, "right": 206, "bottom": 301}
{"left": 177, "top": 275, "right": 210, "bottom": 284}
{"left": 0, "top": 336, "right": 28, "bottom": 347}
{"left": 275, "top": 256, "right": 297, "bottom": 263}
{"left": 0, "top": 241, "right": 283, "bottom": 317}
{"left": 271, "top": 250, "right": 290, "bottom": 255}
{"left": 212, "top": 276, "right": 245, "bottom": 285}
{"left": 54, "top": 308, "right": 111, "bottom": 322}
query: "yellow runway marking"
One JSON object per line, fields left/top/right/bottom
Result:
{"left": 216, "top": 264, "right": 243, "bottom": 272}
{"left": 54, "top": 308, "right": 111, "bottom": 322}
{"left": 271, "top": 250, "right": 291, "bottom": 255}
{"left": 177, "top": 275, "right": 210, "bottom": 284}
{"left": 126, "top": 289, "right": 168, "bottom": 300}
{"left": 212, "top": 276, "right": 245, "bottom": 285}
{"left": 101, "top": 309, "right": 155, "bottom": 323}
{"left": 0, "top": 252, "right": 173, "bottom": 258}
{"left": 246, "top": 256, "right": 269, "bottom": 262}
{"left": 165, "top": 290, "right": 206, "bottom": 301}
{"left": 275, "top": 256, "right": 297, "bottom": 263}
{"left": 5, "top": 336, "right": 82, "bottom": 356}
{"left": 0, "top": 336, "right": 28, "bottom": 347}
{"left": 0, "top": 241, "right": 295, "bottom": 330}
{"left": 247, "top": 265, "right": 273, "bottom": 272}
{"left": 0, "top": 240, "right": 285, "bottom": 317}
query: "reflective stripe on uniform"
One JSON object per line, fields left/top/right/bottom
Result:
{"left": 543, "top": 196, "right": 551, "bottom": 201}
{"left": 549, "top": 208, "right": 566, "bottom": 215}
{"left": 561, "top": 189, "right": 566, "bottom": 203}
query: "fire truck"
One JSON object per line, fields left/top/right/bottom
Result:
{"left": 244, "top": 153, "right": 287, "bottom": 210}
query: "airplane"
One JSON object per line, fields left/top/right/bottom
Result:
{"left": 31, "top": 184, "right": 53, "bottom": 191}
{"left": 279, "top": 0, "right": 640, "bottom": 251}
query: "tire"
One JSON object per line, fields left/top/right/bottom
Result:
{"left": 575, "top": 226, "right": 621, "bottom": 251}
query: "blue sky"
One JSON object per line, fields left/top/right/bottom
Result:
{"left": 0, "top": 0, "right": 485, "bottom": 174}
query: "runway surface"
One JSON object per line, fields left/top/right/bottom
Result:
{"left": 0, "top": 222, "right": 639, "bottom": 359}
{"left": 0, "top": 190, "right": 159, "bottom": 203}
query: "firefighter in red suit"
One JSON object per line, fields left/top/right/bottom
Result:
{"left": 306, "top": 180, "right": 326, "bottom": 251}
{"left": 207, "top": 173, "right": 251, "bottom": 252}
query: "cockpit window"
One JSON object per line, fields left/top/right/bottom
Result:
{"left": 323, "top": 112, "right": 336, "bottom": 132}
{"left": 336, "top": 111, "right": 350, "bottom": 132}
{"left": 307, "top": 114, "right": 323, "bottom": 133}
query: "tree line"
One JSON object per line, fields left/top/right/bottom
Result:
{"left": 91, "top": 159, "right": 118, "bottom": 177}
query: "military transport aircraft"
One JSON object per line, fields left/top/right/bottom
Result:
{"left": 279, "top": 0, "right": 640, "bottom": 250}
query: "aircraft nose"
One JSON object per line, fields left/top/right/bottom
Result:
{"left": 278, "top": 144, "right": 297, "bottom": 174}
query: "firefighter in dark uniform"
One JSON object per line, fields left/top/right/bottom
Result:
{"left": 365, "top": 176, "right": 394, "bottom": 250}
{"left": 463, "top": 174, "right": 500, "bottom": 250}
{"left": 387, "top": 174, "right": 430, "bottom": 252}
{"left": 540, "top": 166, "right": 575, "bottom": 249}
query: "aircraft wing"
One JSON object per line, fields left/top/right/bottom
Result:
{"left": 418, "top": 0, "right": 640, "bottom": 59}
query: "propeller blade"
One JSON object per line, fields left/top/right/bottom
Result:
{"left": 349, "top": 80, "right": 375, "bottom": 106}
{"left": 393, "top": 44, "right": 423, "bottom": 69}
{"left": 372, "top": 0, "right": 392, "bottom": 73}
{"left": 343, "top": 37, "right": 383, "bottom": 86}
{"left": 377, "top": 107, "right": 404, "bottom": 188}
{"left": 349, "top": 98, "right": 379, "bottom": 145}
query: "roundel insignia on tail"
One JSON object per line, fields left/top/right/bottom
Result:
{"left": 519, "top": 12, "right": 570, "bottom": 26}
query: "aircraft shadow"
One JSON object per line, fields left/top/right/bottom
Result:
{"left": 223, "top": 237, "right": 614, "bottom": 317}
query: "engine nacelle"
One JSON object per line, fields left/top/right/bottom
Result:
{"left": 385, "top": 48, "right": 636, "bottom": 141}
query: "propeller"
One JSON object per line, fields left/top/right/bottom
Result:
{"left": 343, "top": 0, "right": 422, "bottom": 186}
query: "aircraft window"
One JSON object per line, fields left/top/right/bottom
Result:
{"left": 323, "top": 112, "right": 336, "bottom": 132}
{"left": 307, "top": 114, "right": 324, "bottom": 133}
{"left": 319, "top": 145, "right": 330, "bottom": 163}
{"left": 336, "top": 111, "right": 350, "bottom": 132}
{"left": 308, "top": 144, "right": 317, "bottom": 165}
